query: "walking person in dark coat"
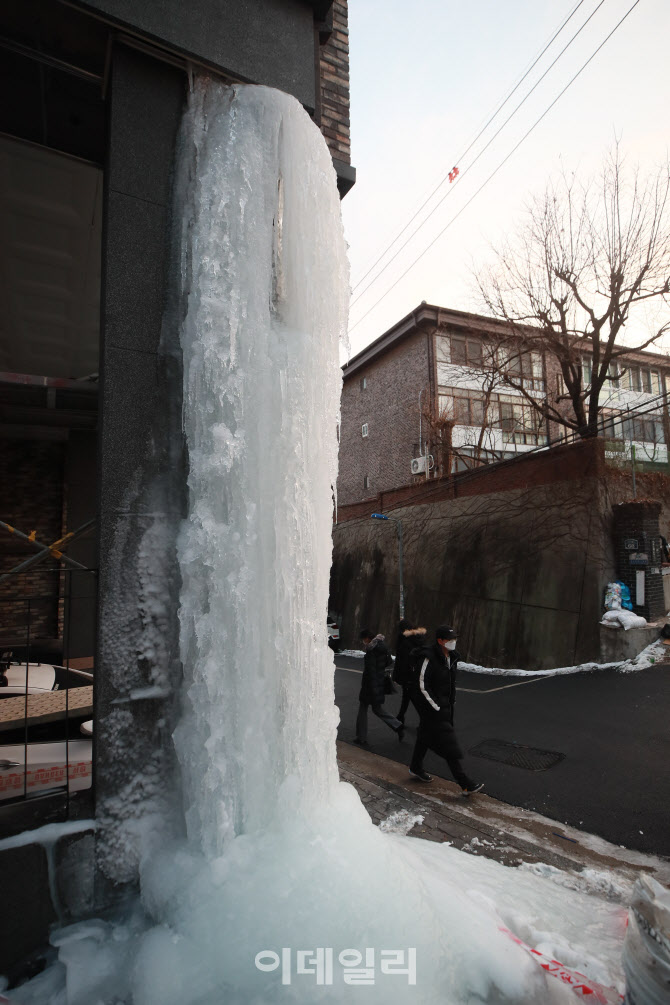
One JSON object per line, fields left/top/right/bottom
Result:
{"left": 408, "top": 624, "right": 483, "bottom": 795}
{"left": 354, "top": 628, "right": 405, "bottom": 746}
{"left": 393, "top": 620, "right": 427, "bottom": 724}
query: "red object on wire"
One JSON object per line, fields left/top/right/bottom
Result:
{"left": 448, "top": 166, "right": 460, "bottom": 183}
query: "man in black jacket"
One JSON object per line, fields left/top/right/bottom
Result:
{"left": 408, "top": 624, "right": 483, "bottom": 795}
{"left": 354, "top": 628, "right": 405, "bottom": 746}
{"left": 393, "top": 620, "right": 427, "bottom": 724}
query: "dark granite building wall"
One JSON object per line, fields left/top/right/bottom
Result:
{"left": 93, "top": 42, "right": 187, "bottom": 894}
{"left": 77, "top": 0, "right": 320, "bottom": 108}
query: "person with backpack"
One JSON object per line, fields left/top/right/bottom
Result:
{"left": 393, "top": 619, "right": 427, "bottom": 724}
{"left": 354, "top": 628, "right": 405, "bottom": 746}
{"left": 408, "top": 624, "right": 483, "bottom": 795}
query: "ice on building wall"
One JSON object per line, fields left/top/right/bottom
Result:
{"left": 173, "top": 79, "right": 347, "bottom": 855}
{"left": 7, "top": 80, "right": 628, "bottom": 1005}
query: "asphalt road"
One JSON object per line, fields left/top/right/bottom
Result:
{"left": 333, "top": 654, "right": 670, "bottom": 858}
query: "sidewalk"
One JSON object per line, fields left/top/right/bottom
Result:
{"left": 337, "top": 740, "right": 670, "bottom": 894}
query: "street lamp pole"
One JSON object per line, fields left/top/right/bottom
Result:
{"left": 371, "top": 513, "right": 405, "bottom": 620}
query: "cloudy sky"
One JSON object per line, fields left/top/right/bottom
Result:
{"left": 341, "top": 0, "right": 670, "bottom": 360}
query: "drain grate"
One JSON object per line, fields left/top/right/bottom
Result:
{"left": 468, "top": 738, "right": 565, "bottom": 771}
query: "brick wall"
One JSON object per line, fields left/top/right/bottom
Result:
{"left": 318, "top": 1, "right": 351, "bottom": 166}
{"left": 338, "top": 329, "right": 432, "bottom": 506}
{"left": 611, "top": 500, "right": 666, "bottom": 621}
{"left": 337, "top": 434, "right": 606, "bottom": 522}
{"left": 0, "top": 440, "right": 65, "bottom": 646}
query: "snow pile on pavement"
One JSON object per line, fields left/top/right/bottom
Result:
{"left": 379, "top": 808, "right": 425, "bottom": 835}
{"left": 519, "top": 861, "right": 635, "bottom": 904}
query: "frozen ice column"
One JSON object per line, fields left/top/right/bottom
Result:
{"left": 174, "top": 80, "right": 349, "bottom": 858}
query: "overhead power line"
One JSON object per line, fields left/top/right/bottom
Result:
{"left": 350, "top": 0, "right": 607, "bottom": 314}
{"left": 348, "top": 0, "right": 642, "bottom": 337}
{"left": 351, "top": 0, "right": 590, "bottom": 298}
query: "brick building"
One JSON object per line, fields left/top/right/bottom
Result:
{"left": 338, "top": 303, "right": 670, "bottom": 506}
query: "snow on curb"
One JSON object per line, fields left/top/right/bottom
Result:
{"left": 339, "top": 640, "right": 667, "bottom": 677}
{"left": 460, "top": 638, "right": 667, "bottom": 678}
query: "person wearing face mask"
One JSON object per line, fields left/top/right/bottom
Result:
{"left": 408, "top": 624, "right": 484, "bottom": 795}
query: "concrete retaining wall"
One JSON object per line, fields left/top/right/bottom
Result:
{"left": 331, "top": 440, "right": 619, "bottom": 670}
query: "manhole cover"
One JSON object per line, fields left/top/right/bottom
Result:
{"left": 468, "top": 738, "right": 564, "bottom": 771}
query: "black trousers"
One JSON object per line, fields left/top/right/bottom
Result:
{"left": 397, "top": 685, "right": 412, "bottom": 721}
{"left": 356, "top": 701, "right": 402, "bottom": 742}
{"left": 410, "top": 725, "right": 472, "bottom": 789}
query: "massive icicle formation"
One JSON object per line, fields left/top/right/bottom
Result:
{"left": 173, "top": 80, "right": 347, "bottom": 858}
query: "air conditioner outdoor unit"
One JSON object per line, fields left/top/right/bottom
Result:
{"left": 411, "top": 456, "right": 427, "bottom": 475}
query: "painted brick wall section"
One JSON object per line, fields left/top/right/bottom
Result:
{"left": 319, "top": 1, "right": 350, "bottom": 165}
{"left": 338, "top": 330, "right": 431, "bottom": 505}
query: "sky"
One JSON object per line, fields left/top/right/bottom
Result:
{"left": 341, "top": 0, "right": 670, "bottom": 362}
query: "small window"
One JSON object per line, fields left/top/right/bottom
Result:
{"left": 453, "top": 395, "right": 470, "bottom": 425}
{"left": 622, "top": 365, "right": 642, "bottom": 392}
{"left": 467, "top": 339, "right": 483, "bottom": 367}
{"left": 470, "top": 396, "right": 486, "bottom": 426}
{"left": 360, "top": 376, "right": 367, "bottom": 390}
{"left": 450, "top": 337, "right": 467, "bottom": 365}
{"left": 361, "top": 423, "right": 368, "bottom": 438}
{"left": 606, "top": 362, "right": 619, "bottom": 386}
{"left": 363, "top": 475, "right": 369, "bottom": 490}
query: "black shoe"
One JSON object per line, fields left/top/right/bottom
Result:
{"left": 353, "top": 738, "right": 369, "bottom": 746}
{"left": 409, "top": 768, "right": 432, "bottom": 782}
{"left": 461, "top": 781, "right": 484, "bottom": 796}
{"left": 397, "top": 725, "right": 405, "bottom": 743}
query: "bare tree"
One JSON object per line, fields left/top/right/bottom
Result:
{"left": 476, "top": 147, "right": 670, "bottom": 438}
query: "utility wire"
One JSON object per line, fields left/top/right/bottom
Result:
{"left": 350, "top": 0, "right": 607, "bottom": 313}
{"left": 351, "top": 0, "right": 589, "bottom": 296}
{"left": 348, "top": 0, "right": 642, "bottom": 337}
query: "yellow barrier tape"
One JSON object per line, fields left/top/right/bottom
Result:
{"left": 50, "top": 549, "right": 63, "bottom": 559}
{"left": 28, "top": 530, "right": 36, "bottom": 542}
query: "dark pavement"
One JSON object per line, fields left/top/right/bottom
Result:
{"left": 334, "top": 654, "right": 670, "bottom": 857}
